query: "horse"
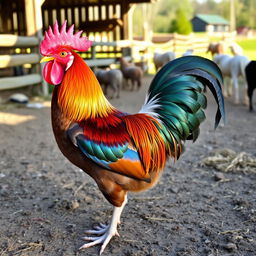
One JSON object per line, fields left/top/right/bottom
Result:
{"left": 229, "top": 42, "right": 244, "bottom": 56}
{"left": 213, "top": 54, "right": 250, "bottom": 105}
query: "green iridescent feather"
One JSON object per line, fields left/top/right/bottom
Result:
{"left": 76, "top": 134, "right": 128, "bottom": 162}
{"left": 147, "top": 56, "right": 225, "bottom": 153}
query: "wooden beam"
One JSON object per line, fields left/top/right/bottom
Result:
{"left": 34, "top": 0, "right": 45, "bottom": 39}
{"left": 33, "top": 0, "right": 49, "bottom": 96}
{"left": 122, "top": 3, "right": 130, "bottom": 39}
{"left": 85, "top": 56, "right": 132, "bottom": 67}
{"left": 0, "top": 74, "right": 42, "bottom": 90}
{"left": 80, "top": 19, "right": 123, "bottom": 32}
{"left": 0, "top": 35, "right": 39, "bottom": 47}
{"left": 0, "top": 54, "right": 40, "bottom": 68}
{"left": 25, "top": 0, "right": 36, "bottom": 36}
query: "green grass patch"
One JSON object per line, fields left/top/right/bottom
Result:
{"left": 236, "top": 38, "right": 256, "bottom": 60}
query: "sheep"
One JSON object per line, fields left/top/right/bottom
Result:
{"left": 206, "top": 42, "right": 224, "bottom": 57}
{"left": 95, "top": 68, "right": 123, "bottom": 99}
{"left": 153, "top": 51, "right": 176, "bottom": 71}
{"left": 213, "top": 54, "right": 250, "bottom": 105}
{"left": 245, "top": 61, "right": 256, "bottom": 111}
{"left": 182, "top": 49, "right": 194, "bottom": 56}
{"left": 119, "top": 57, "right": 143, "bottom": 91}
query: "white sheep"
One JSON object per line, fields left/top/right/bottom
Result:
{"left": 95, "top": 68, "right": 123, "bottom": 99}
{"left": 153, "top": 51, "right": 176, "bottom": 71}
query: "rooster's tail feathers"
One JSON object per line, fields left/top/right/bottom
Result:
{"left": 140, "top": 56, "right": 225, "bottom": 156}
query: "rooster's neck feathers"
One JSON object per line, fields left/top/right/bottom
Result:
{"left": 57, "top": 52, "right": 114, "bottom": 121}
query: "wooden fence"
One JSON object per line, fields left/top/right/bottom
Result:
{"left": 0, "top": 35, "right": 43, "bottom": 93}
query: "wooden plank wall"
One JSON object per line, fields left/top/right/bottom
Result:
{"left": 42, "top": 3, "right": 122, "bottom": 39}
{"left": 0, "top": 0, "right": 26, "bottom": 35}
{"left": 41, "top": 2, "right": 124, "bottom": 59}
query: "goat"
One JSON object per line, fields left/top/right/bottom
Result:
{"left": 95, "top": 68, "right": 123, "bottom": 99}
{"left": 153, "top": 52, "right": 176, "bottom": 71}
{"left": 245, "top": 61, "right": 256, "bottom": 111}
{"left": 207, "top": 42, "right": 224, "bottom": 57}
{"left": 213, "top": 54, "right": 250, "bottom": 105}
{"left": 119, "top": 57, "right": 143, "bottom": 91}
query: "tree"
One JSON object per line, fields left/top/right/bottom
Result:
{"left": 152, "top": 0, "right": 193, "bottom": 33}
{"left": 169, "top": 8, "right": 192, "bottom": 35}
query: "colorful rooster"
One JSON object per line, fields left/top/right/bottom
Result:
{"left": 40, "top": 21, "right": 225, "bottom": 255}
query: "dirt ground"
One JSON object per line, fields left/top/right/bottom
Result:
{"left": 0, "top": 75, "right": 255, "bottom": 256}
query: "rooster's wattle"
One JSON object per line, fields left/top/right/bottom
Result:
{"left": 40, "top": 21, "right": 225, "bottom": 255}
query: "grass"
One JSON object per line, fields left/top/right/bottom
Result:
{"left": 236, "top": 38, "right": 256, "bottom": 60}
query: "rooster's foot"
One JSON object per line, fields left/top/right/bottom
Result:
{"left": 79, "top": 195, "right": 127, "bottom": 255}
{"left": 80, "top": 222, "right": 119, "bottom": 254}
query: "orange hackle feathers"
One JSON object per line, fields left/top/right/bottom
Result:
{"left": 122, "top": 114, "right": 167, "bottom": 174}
{"left": 58, "top": 52, "right": 114, "bottom": 121}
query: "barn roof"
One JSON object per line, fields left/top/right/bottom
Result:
{"left": 194, "top": 14, "right": 229, "bottom": 25}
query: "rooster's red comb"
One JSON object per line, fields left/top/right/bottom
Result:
{"left": 40, "top": 20, "right": 92, "bottom": 55}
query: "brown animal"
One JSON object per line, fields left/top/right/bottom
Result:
{"left": 207, "top": 42, "right": 224, "bottom": 57}
{"left": 119, "top": 57, "right": 143, "bottom": 90}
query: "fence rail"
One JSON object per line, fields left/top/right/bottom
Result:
{"left": 0, "top": 35, "right": 39, "bottom": 47}
{"left": 0, "top": 34, "right": 42, "bottom": 93}
{"left": 0, "top": 74, "right": 42, "bottom": 90}
{"left": 0, "top": 54, "right": 40, "bottom": 68}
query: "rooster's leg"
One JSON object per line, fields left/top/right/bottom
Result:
{"left": 80, "top": 195, "right": 127, "bottom": 255}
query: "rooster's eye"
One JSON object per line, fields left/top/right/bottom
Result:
{"left": 59, "top": 52, "right": 68, "bottom": 57}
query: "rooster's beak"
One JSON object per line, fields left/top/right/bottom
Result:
{"left": 40, "top": 56, "right": 55, "bottom": 63}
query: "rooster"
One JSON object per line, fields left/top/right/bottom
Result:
{"left": 40, "top": 21, "right": 225, "bottom": 255}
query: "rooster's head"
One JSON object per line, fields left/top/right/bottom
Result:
{"left": 40, "top": 21, "right": 92, "bottom": 85}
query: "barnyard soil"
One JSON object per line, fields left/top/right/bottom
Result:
{"left": 0, "top": 75, "right": 255, "bottom": 256}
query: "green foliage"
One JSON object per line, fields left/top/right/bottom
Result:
{"left": 236, "top": 0, "right": 256, "bottom": 28}
{"left": 153, "top": 15, "right": 172, "bottom": 33}
{"left": 169, "top": 9, "right": 192, "bottom": 35}
{"left": 152, "top": 0, "right": 193, "bottom": 33}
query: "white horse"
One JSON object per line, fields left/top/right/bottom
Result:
{"left": 153, "top": 51, "right": 176, "bottom": 71}
{"left": 229, "top": 42, "right": 244, "bottom": 56}
{"left": 213, "top": 54, "right": 250, "bottom": 104}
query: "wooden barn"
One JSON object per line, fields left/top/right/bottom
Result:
{"left": 191, "top": 14, "right": 230, "bottom": 33}
{"left": 0, "top": 0, "right": 153, "bottom": 96}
